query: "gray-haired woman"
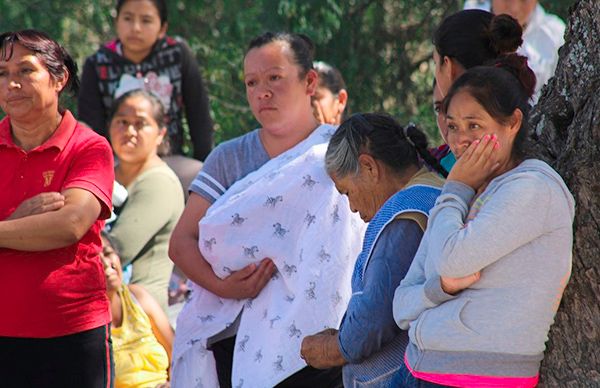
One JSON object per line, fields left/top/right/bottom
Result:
{"left": 300, "top": 113, "right": 445, "bottom": 387}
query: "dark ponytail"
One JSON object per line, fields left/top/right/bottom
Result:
{"left": 490, "top": 54, "right": 536, "bottom": 99}
{"left": 404, "top": 124, "right": 448, "bottom": 177}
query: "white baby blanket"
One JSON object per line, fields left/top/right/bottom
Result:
{"left": 172, "top": 125, "right": 366, "bottom": 388}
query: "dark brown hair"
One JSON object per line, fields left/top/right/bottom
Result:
{"left": 0, "top": 29, "right": 79, "bottom": 96}
{"left": 433, "top": 10, "right": 523, "bottom": 70}
{"left": 326, "top": 113, "right": 447, "bottom": 178}
{"left": 247, "top": 32, "right": 315, "bottom": 78}
{"left": 116, "top": 0, "right": 168, "bottom": 25}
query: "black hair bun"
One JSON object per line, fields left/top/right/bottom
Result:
{"left": 494, "top": 54, "right": 536, "bottom": 98}
{"left": 489, "top": 14, "right": 523, "bottom": 55}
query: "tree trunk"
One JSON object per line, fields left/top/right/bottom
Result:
{"left": 530, "top": 0, "right": 600, "bottom": 385}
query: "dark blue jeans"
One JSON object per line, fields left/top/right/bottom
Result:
{"left": 390, "top": 361, "right": 451, "bottom": 387}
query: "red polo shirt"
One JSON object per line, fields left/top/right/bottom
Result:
{"left": 0, "top": 110, "right": 114, "bottom": 338}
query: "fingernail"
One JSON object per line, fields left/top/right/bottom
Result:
{"left": 494, "top": 142, "right": 500, "bottom": 149}
{"left": 491, "top": 134, "right": 497, "bottom": 141}
{"left": 483, "top": 134, "right": 490, "bottom": 141}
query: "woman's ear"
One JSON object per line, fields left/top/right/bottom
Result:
{"left": 447, "top": 56, "right": 465, "bottom": 84}
{"left": 358, "top": 153, "right": 380, "bottom": 182}
{"left": 336, "top": 89, "right": 348, "bottom": 113}
{"left": 156, "top": 126, "right": 167, "bottom": 145}
{"left": 305, "top": 69, "right": 318, "bottom": 96}
{"left": 508, "top": 108, "right": 523, "bottom": 137}
{"left": 159, "top": 22, "right": 168, "bottom": 39}
{"left": 54, "top": 66, "right": 69, "bottom": 94}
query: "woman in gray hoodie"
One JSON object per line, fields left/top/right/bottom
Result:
{"left": 392, "top": 53, "right": 575, "bottom": 387}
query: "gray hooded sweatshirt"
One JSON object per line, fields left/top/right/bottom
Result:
{"left": 393, "top": 159, "right": 575, "bottom": 378}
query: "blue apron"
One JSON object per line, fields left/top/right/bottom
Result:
{"left": 351, "top": 184, "right": 442, "bottom": 291}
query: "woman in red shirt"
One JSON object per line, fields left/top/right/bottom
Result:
{"left": 0, "top": 30, "right": 115, "bottom": 387}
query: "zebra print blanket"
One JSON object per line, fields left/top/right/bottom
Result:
{"left": 172, "top": 124, "right": 365, "bottom": 388}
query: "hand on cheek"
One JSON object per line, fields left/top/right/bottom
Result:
{"left": 447, "top": 134, "right": 501, "bottom": 190}
{"left": 312, "top": 99, "right": 326, "bottom": 124}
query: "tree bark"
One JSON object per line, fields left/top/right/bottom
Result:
{"left": 530, "top": 0, "right": 600, "bottom": 385}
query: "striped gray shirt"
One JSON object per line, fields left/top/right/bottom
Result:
{"left": 190, "top": 129, "right": 270, "bottom": 203}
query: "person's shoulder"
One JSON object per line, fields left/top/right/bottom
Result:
{"left": 211, "top": 129, "right": 261, "bottom": 159}
{"left": 507, "top": 159, "right": 555, "bottom": 178}
{"left": 58, "top": 112, "right": 110, "bottom": 151}
{"left": 195, "top": 129, "right": 264, "bottom": 196}
{"left": 537, "top": 5, "right": 566, "bottom": 29}
{"left": 158, "top": 162, "right": 184, "bottom": 184}
{"left": 72, "top": 120, "right": 111, "bottom": 148}
{"left": 518, "top": 160, "right": 571, "bottom": 193}
{"left": 85, "top": 39, "right": 122, "bottom": 63}
{"left": 223, "top": 129, "right": 261, "bottom": 146}
{"left": 492, "top": 159, "right": 567, "bottom": 200}
{"left": 529, "top": 6, "right": 566, "bottom": 41}
{"left": 541, "top": 13, "right": 566, "bottom": 37}
{"left": 128, "top": 284, "right": 165, "bottom": 319}
{"left": 369, "top": 218, "right": 423, "bottom": 265}
{"left": 498, "top": 160, "right": 575, "bottom": 221}
{"left": 159, "top": 35, "right": 191, "bottom": 51}
{"left": 385, "top": 216, "right": 424, "bottom": 238}
{"left": 128, "top": 284, "right": 154, "bottom": 309}
{"left": 409, "top": 168, "right": 445, "bottom": 189}
{"left": 137, "top": 164, "right": 184, "bottom": 191}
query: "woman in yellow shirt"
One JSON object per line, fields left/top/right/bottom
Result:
{"left": 102, "top": 232, "right": 173, "bottom": 388}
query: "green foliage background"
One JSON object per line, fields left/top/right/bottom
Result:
{"left": 0, "top": 0, "right": 574, "bottom": 151}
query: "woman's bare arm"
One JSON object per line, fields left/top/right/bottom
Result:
{"left": 0, "top": 188, "right": 101, "bottom": 251}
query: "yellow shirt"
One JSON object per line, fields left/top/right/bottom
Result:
{"left": 112, "top": 286, "right": 169, "bottom": 388}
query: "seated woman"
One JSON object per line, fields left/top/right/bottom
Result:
{"left": 312, "top": 61, "right": 348, "bottom": 125}
{"left": 108, "top": 89, "right": 185, "bottom": 313}
{"left": 170, "top": 32, "right": 365, "bottom": 388}
{"left": 101, "top": 232, "right": 173, "bottom": 388}
{"left": 392, "top": 54, "right": 574, "bottom": 387}
{"left": 300, "top": 113, "right": 445, "bottom": 387}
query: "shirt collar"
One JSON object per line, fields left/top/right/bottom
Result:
{"left": 0, "top": 110, "right": 77, "bottom": 152}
